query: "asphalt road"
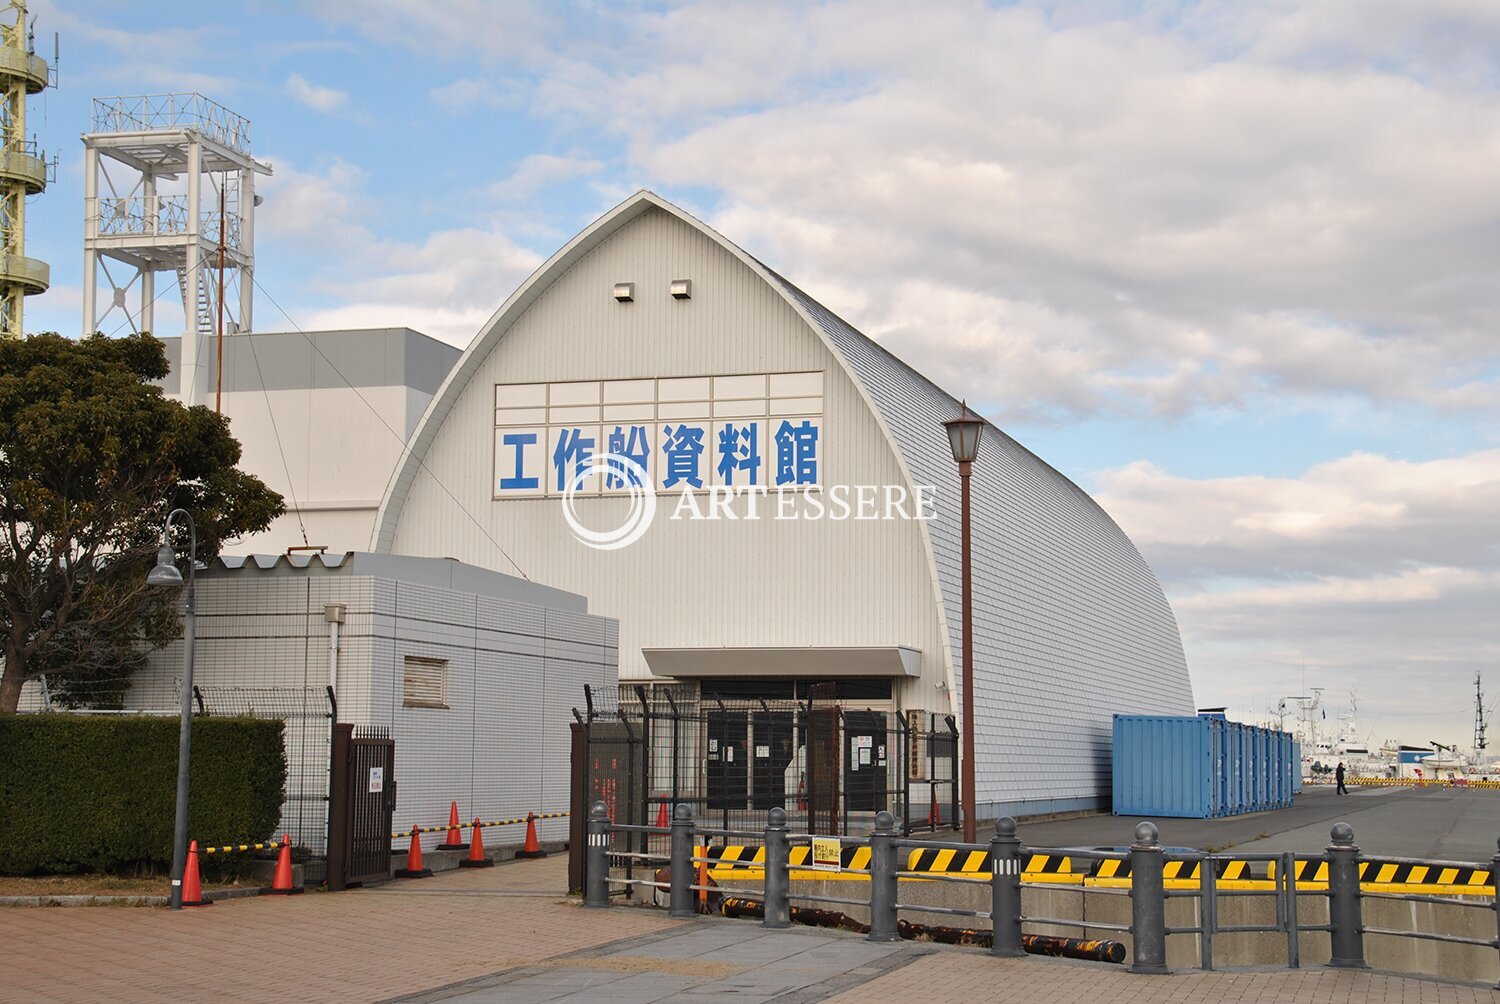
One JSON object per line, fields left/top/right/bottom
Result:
{"left": 1012, "top": 785, "right": 1500, "bottom": 861}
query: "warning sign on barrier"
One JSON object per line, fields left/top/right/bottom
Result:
{"left": 811, "top": 837, "right": 841, "bottom": 871}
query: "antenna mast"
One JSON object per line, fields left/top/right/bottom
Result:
{"left": 1475, "top": 673, "right": 1488, "bottom": 754}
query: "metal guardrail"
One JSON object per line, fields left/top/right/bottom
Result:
{"left": 90, "top": 94, "right": 251, "bottom": 154}
{"left": 0, "top": 45, "right": 50, "bottom": 91}
{"left": 583, "top": 803, "right": 1500, "bottom": 985}
{"left": 0, "top": 254, "right": 47, "bottom": 293}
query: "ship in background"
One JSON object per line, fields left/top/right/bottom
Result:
{"left": 1283, "top": 674, "right": 1498, "bottom": 781}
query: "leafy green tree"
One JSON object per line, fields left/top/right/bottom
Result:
{"left": 0, "top": 333, "right": 284, "bottom": 713}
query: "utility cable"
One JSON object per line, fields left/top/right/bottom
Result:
{"left": 236, "top": 271, "right": 311, "bottom": 548}
{"left": 251, "top": 276, "right": 530, "bottom": 580}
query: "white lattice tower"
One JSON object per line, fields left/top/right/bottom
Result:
{"left": 82, "top": 93, "right": 271, "bottom": 404}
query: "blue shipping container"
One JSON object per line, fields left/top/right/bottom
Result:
{"left": 1114, "top": 715, "right": 1298, "bottom": 818}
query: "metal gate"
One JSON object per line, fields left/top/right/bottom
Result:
{"left": 327, "top": 723, "right": 395, "bottom": 890}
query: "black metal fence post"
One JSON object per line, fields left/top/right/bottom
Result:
{"left": 1326, "top": 822, "right": 1367, "bottom": 969}
{"left": 1129, "top": 821, "right": 1168, "bottom": 974}
{"left": 669, "top": 803, "right": 696, "bottom": 919}
{"left": 989, "top": 816, "right": 1024, "bottom": 957}
{"left": 584, "top": 802, "right": 610, "bottom": 908}
{"left": 763, "top": 807, "right": 791, "bottom": 929}
{"left": 868, "top": 810, "right": 899, "bottom": 942}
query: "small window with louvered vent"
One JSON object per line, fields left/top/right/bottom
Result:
{"left": 402, "top": 656, "right": 448, "bottom": 709}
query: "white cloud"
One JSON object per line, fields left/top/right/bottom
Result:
{"left": 488, "top": 154, "right": 605, "bottom": 201}
{"left": 301, "top": 227, "right": 541, "bottom": 346}
{"left": 311, "top": 0, "right": 565, "bottom": 62}
{"left": 256, "top": 157, "right": 371, "bottom": 248}
{"left": 292, "top": 1, "right": 1500, "bottom": 422}
{"left": 284, "top": 72, "right": 349, "bottom": 114}
{"left": 524, "top": 1, "right": 1500, "bottom": 423}
{"left": 252, "top": 156, "right": 542, "bottom": 343}
{"left": 430, "top": 78, "right": 520, "bottom": 112}
{"left": 1093, "top": 449, "right": 1500, "bottom": 739}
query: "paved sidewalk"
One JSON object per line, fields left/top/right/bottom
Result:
{"left": 396, "top": 924, "right": 930, "bottom": 1003}
{"left": 1, "top": 856, "right": 677, "bottom": 1003}
{"left": 5, "top": 854, "right": 1498, "bottom": 1003}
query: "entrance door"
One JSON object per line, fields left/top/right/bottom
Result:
{"left": 751, "top": 711, "right": 795, "bottom": 809}
{"left": 843, "top": 711, "right": 888, "bottom": 813}
{"left": 706, "top": 711, "right": 748, "bottom": 810}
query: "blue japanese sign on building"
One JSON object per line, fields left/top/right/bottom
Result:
{"left": 493, "top": 372, "right": 824, "bottom": 497}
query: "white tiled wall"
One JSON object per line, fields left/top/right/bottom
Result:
{"left": 131, "top": 570, "right": 616, "bottom": 854}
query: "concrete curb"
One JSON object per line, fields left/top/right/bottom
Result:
{"left": 0, "top": 886, "right": 269, "bottom": 908}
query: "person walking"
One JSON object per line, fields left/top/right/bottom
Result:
{"left": 1336, "top": 761, "right": 1348, "bottom": 795}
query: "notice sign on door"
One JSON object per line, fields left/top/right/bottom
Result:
{"left": 811, "top": 836, "right": 841, "bottom": 871}
{"left": 368, "top": 767, "right": 384, "bottom": 794}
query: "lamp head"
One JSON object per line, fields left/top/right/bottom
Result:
{"left": 146, "top": 544, "right": 184, "bottom": 586}
{"left": 943, "top": 401, "right": 984, "bottom": 465}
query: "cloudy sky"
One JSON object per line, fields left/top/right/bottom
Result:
{"left": 25, "top": 1, "right": 1499, "bottom": 752}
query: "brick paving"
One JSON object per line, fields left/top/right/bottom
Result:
{"left": 4, "top": 855, "right": 1498, "bottom": 1003}
{"left": 826, "top": 952, "right": 1500, "bottom": 1003}
{"left": 1, "top": 856, "right": 680, "bottom": 1004}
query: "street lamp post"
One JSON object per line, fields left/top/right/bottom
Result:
{"left": 943, "top": 403, "right": 983, "bottom": 843}
{"left": 147, "top": 509, "right": 197, "bottom": 910}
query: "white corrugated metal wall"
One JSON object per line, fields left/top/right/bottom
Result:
{"left": 375, "top": 193, "right": 1194, "bottom": 816}
{"left": 379, "top": 205, "right": 951, "bottom": 703}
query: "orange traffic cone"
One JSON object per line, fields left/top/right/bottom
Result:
{"left": 395, "top": 825, "right": 432, "bottom": 878}
{"left": 516, "top": 811, "right": 547, "bottom": 859}
{"left": 654, "top": 800, "right": 670, "bottom": 830}
{"left": 180, "top": 839, "right": 212, "bottom": 907}
{"left": 438, "top": 801, "right": 468, "bottom": 851}
{"left": 929, "top": 788, "right": 941, "bottom": 828}
{"left": 268, "top": 834, "right": 304, "bottom": 895}
{"left": 460, "top": 817, "right": 493, "bottom": 868}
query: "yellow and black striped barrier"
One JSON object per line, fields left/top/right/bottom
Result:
{"left": 700, "top": 846, "right": 1497, "bottom": 896}
{"left": 202, "top": 839, "right": 284, "bottom": 856}
{"left": 1343, "top": 777, "right": 1500, "bottom": 789}
{"left": 389, "top": 811, "right": 568, "bottom": 842}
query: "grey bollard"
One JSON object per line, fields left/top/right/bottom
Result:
{"left": 1326, "top": 822, "right": 1367, "bottom": 968}
{"left": 763, "top": 807, "right": 791, "bottom": 929}
{"left": 989, "top": 816, "right": 1025, "bottom": 957}
{"left": 1129, "top": 821, "right": 1168, "bottom": 974}
{"left": 584, "top": 801, "right": 611, "bottom": 908}
{"left": 868, "top": 810, "right": 899, "bottom": 942}
{"left": 669, "top": 803, "right": 697, "bottom": 919}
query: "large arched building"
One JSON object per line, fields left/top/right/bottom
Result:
{"left": 373, "top": 191, "right": 1193, "bottom": 818}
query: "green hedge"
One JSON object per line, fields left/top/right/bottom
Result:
{"left": 0, "top": 714, "right": 286, "bottom": 874}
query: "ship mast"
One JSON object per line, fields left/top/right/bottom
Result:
{"left": 1474, "top": 673, "right": 1488, "bottom": 756}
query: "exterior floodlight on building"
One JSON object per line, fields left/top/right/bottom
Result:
{"left": 943, "top": 402, "right": 983, "bottom": 842}
{"left": 147, "top": 509, "right": 197, "bottom": 909}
